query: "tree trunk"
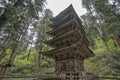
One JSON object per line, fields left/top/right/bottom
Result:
{"left": 0, "top": 19, "right": 31, "bottom": 78}
{"left": 10, "top": 21, "right": 30, "bottom": 63}
{"left": 87, "top": 6, "right": 110, "bottom": 51}
{"left": 27, "top": 35, "right": 34, "bottom": 60}
{"left": 95, "top": 23, "right": 103, "bottom": 37}
{"left": 0, "top": 67, "right": 7, "bottom": 79}
{"left": 27, "top": 47, "right": 32, "bottom": 60}
{"left": 35, "top": 46, "right": 42, "bottom": 76}
{"left": 0, "top": 34, "right": 12, "bottom": 61}
{"left": 111, "top": 29, "right": 120, "bottom": 47}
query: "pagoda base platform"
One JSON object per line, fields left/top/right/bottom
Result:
{"left": 45, "top": 72, "right": 100, "bottom": 80}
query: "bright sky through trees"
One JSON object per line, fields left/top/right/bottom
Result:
{"left": 46, "top": 0, "right": 87, "bottom": 17}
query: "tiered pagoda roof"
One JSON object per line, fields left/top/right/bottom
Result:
{"left": 43, "top": 4, "right": 94, "bottom": 60}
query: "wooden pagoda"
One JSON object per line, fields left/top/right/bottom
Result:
{"left": 43, "top": 5, "right": 95, "bottom": 80}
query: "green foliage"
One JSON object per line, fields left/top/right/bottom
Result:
{"left": 42, "top": 58, "right": 55, "bottom": 67}
{"left": 100, "top": 75, "right": 120, "bottom": 79}
{"left": 85, "top": 39, "right": 120, "bottom": 75}
{"left": 82, "top": 0, "right": 120, "bottom": 76}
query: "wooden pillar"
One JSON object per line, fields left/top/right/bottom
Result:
{"left": 79, "top": 71, "right": 87, "bottom": 80}
{"left": 0, "top": 67, "right": 7, "bottom": 79}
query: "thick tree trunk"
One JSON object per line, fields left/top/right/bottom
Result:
{"left": 27, "top": 47, "right": 32, "bottom": 60}
{"left": 0, "top": 14, "right": 7, "bottom": 32}
{"left": 0, "top": 38, "right": 23, "bottom": 79}
{"left": 96, "top": 23, "right": 103, "bottom": 37}
{"left": 38, "top": 51, "right": 41, "bottom": 69}
{"left": 0, "top": 19, "right": 30, "bottom": 78}
{"left": 86, "top": 6, "right": 110, "bottom": 51}
{"left": 27, "top": 36, "right": 34, "bottom": 60}
{"left": 35, "top": 46, "right": 42, "bottom": 76}
{"left": 0, "top": 67, "right": 7, "bottom": 79}
{"left": 10, "top": 22, "right": 30, "bottom": 63}
{"left": 10, "top": 39, "right": 23, "bottom": 62}
{"left": 111, "top": 29, "right": 120, "bottom": 47}
{"left": 0, "top": 35, "right": 12, "bottom": 61}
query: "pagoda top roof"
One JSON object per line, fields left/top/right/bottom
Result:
{"left": 50, "top": 4, "right": 82, "bottom": 23}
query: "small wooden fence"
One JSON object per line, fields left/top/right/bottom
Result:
{"left": 100, "top": 76, "right": 120, "bottom": 80}
{"left": 1, "top": 75, "right": 120, "bottom": 80}
{"left": 2, "top": 76, "right": 40, "bottom": 80}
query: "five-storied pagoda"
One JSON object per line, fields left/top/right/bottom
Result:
{"left": 43, "top": 5, "right": 95, "bottom": 80}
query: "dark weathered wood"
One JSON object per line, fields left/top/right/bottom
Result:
{"left": 51, "top": 4, "right": 74, "bottom": 22}
{"left": 42, "top": 4, "right": 95, "bottom": 80}
{"left": 47, "top": 19, "right": 74, "bottom": 35}
{"left": 50, "top": 5, "right": 82, "bottom": 25}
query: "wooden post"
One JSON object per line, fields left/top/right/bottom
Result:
{"left": 0, "top": 67, "right": 7, "bottom": 79}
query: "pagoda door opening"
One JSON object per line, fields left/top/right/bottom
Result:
{"left": 61, "top": 62, "right": 66, "bottom": 71}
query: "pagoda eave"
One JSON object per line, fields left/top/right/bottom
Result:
{"left": 47, "top": 19, "right": 90, "bottom": 46}
{"left": 43, "top": 42, "right": 94, "bottom": 59}
{"left": 47, "top": 19, "right": 74, "bottom": 35}
{"left": 45, "top": 29, "right": 78, "bottom": 44}
{"left": 44, "top": 41, "right": 56, "bottom": 48}
{"left": 45, "top": 28, "right": 90, "bottom": 51}
{"left": 47, "top": 18, "right": 84, "bottom": 36}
